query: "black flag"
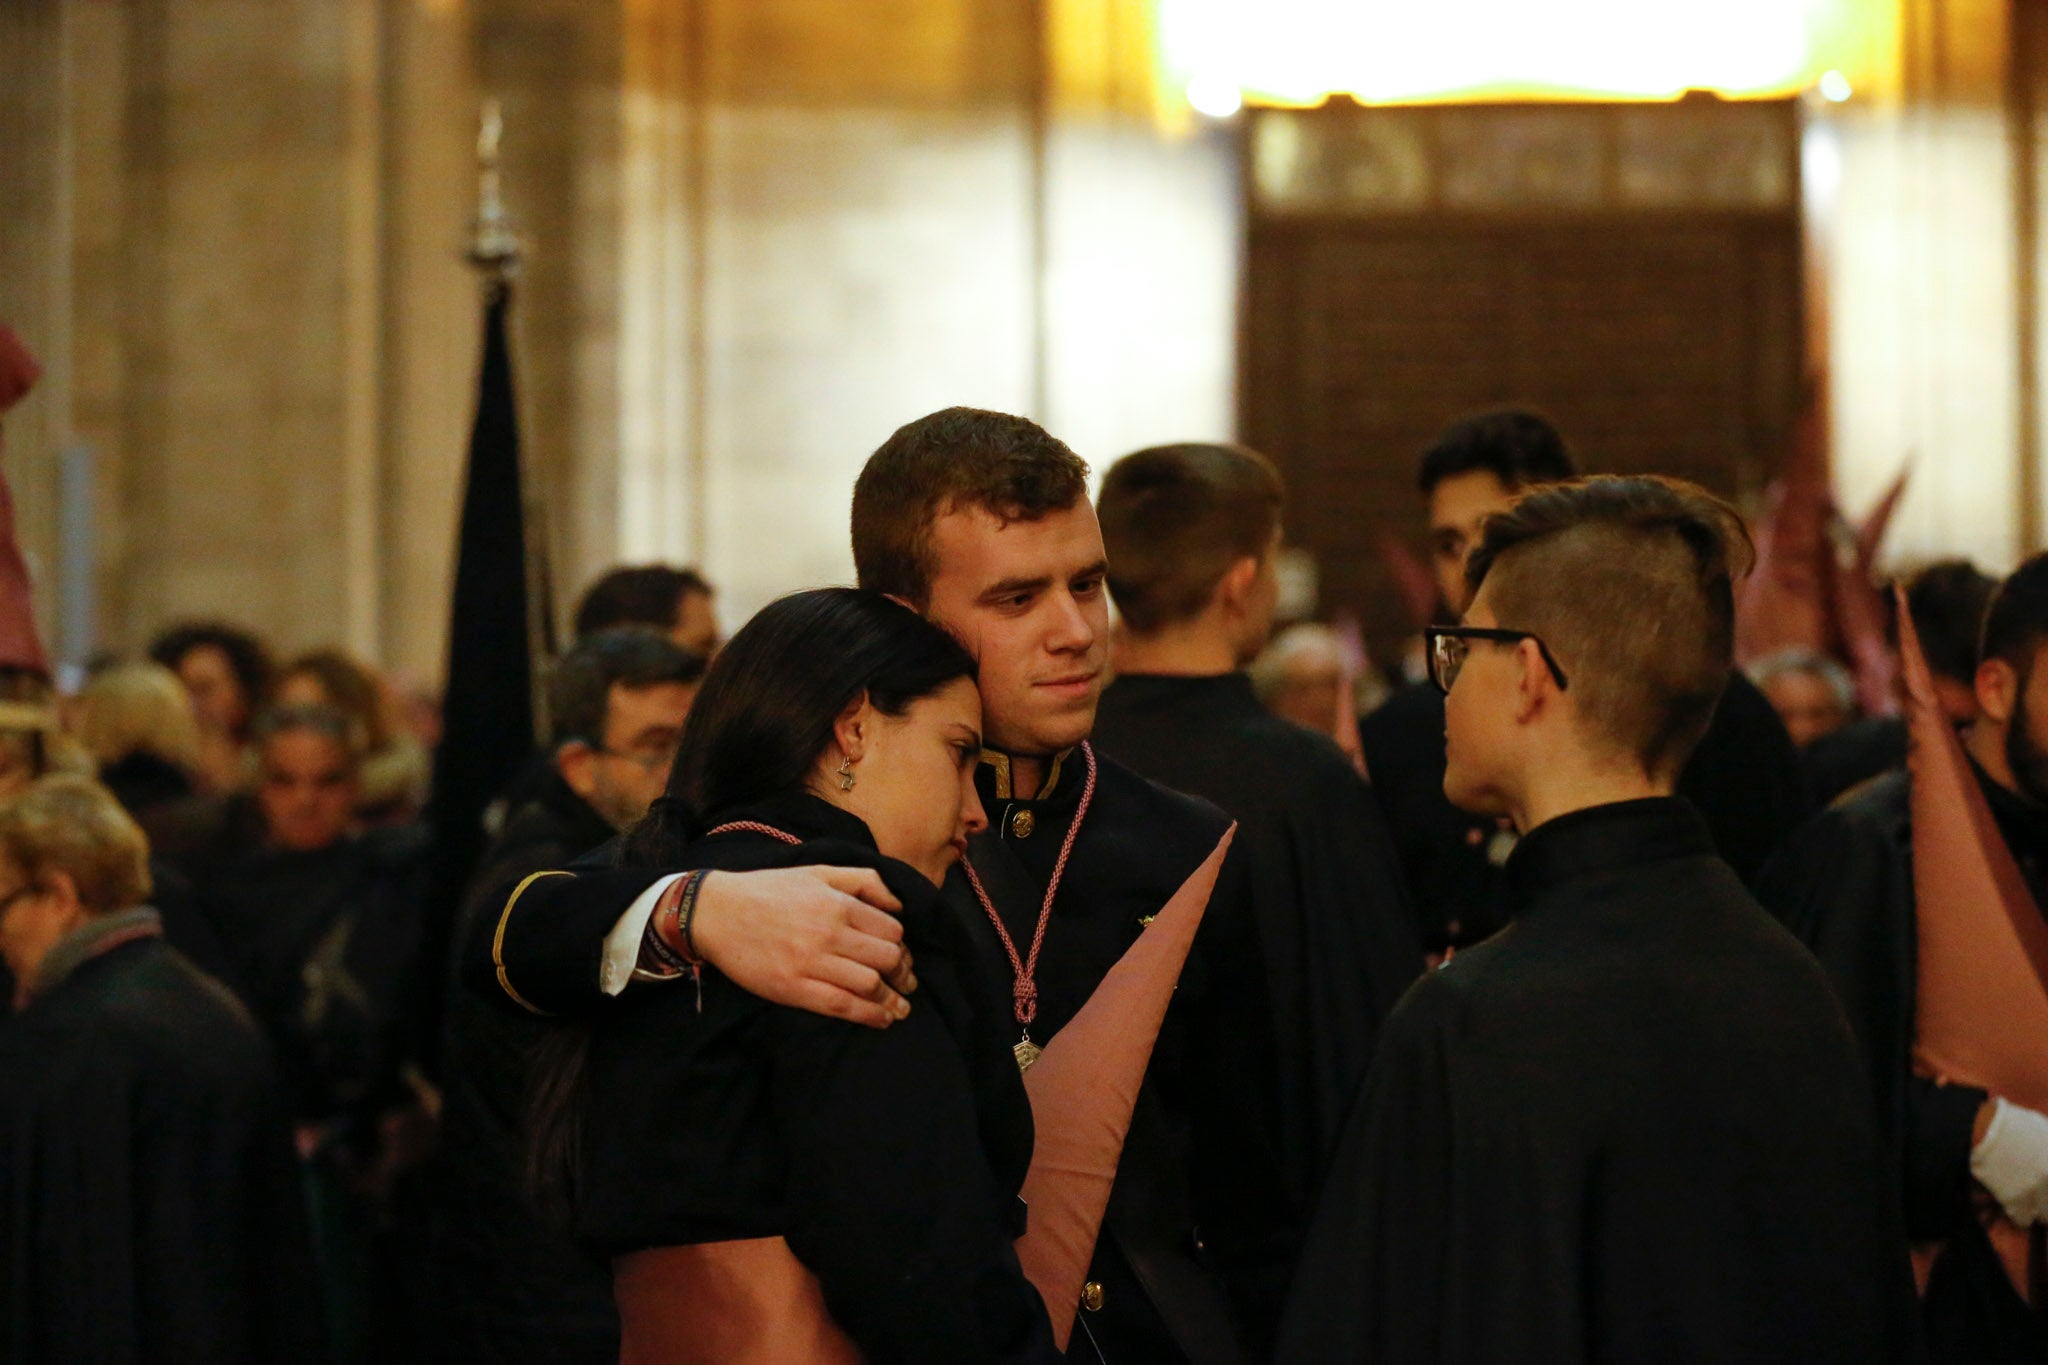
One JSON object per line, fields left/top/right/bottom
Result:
{"left": 421, "top": 280, "right": 553, "bottom": 1060}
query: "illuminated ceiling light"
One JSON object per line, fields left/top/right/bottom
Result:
{"left": 1157, "top": 0, "right": 1839, "bottom": 105}
{"left": 1186, "top": 76, "right": 1244, "bottom": 119}
{"left": 1818, "top": 69, "right": 1852, "bottom": 102}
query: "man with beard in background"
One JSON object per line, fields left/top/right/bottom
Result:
{"left": 1760, "top": 552, "right": 2048, "bottom": 1360}
{"left": 1361, "top": 408, "right": 1808, "bottom": 954}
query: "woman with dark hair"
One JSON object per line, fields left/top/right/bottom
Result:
{"left": 530, "top": 588, "right": 1057, "bottom": 1364}
{"left": 148, "top": 620, "right": 276, "bottom": 795}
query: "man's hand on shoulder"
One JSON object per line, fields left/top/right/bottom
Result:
{"left": 691, "top": 867, "right": 916, "bottom": 1029}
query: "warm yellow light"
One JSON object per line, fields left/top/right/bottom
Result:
{"left": 1158, "top": 0, "right": 1856, "bottom": 106}
{"left": 1186, "top": 76, "right": 1243, "bottom": 118}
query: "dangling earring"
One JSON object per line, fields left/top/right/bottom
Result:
{"left": 838, "top": 755, "right": 856, "bottom": 791}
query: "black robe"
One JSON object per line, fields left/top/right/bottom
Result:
{"left": 575, "top": 792, "right": 1056, "bottom": 1363}
{"left": 1360, "top": 672, "right": 1809, "bottom": 951}
{"left": 429, "top": 771, "right": 620, "bottom": 1364}
{"left": 0, "top": 934, "right": 325, "bottom": 1364}
{"left": 1756, "top": 763, "right": 2048, "bottom": 1361}
{"left": 1091, "top": 674, "right": 1423, "bottom": 1260}
{"left": 203, "top": 825, "right": 432, "bottom": 1132}
{"left": 465, "top": 749, "right": 1253, "bottom": 1363}
{"left": 1278, "top": 798, "right": 1920, "bottom": 1363}
{"left": 1801, "top": 715, "right": 1909, "bottom": 809}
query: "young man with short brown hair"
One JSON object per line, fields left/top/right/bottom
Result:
{"left": 1280, "top": 476, "right": 1916, "bottom": 1362}
{"left": 473, "top": 408, "right": 1279, "bottom": 1357}
{"left": 1093, "top": 441, "right": 1424, "bottom": 1351}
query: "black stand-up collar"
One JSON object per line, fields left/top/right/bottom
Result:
{"left": 1503, "top": 797, "right": 1715, "bottom": 912}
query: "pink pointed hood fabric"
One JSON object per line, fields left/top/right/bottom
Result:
{"left": 1013, "top": 825, "right": 1234, "bottom": 1349}
{"left": 1856, "top": 462, "right": 1911, "bottom": 571}
{"left": 0, "top": 326, "right": 50, "bottom": 677}
{"left": 1835, "top": 462, "right": 1911, "bottom": 717}
{"left": 1330, "top": 617, "right": 1370, "bottom": 775}
{"left": 1376, "top": 529, "right": 1440, "bottom": 634}
{"left": 1901, "top": 587, "right": 2048, "bottom": 1112}
{"left": 1835, "top": 541, "right": 1899, "bottom": 718}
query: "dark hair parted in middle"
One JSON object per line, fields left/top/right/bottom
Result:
{"left": 1098, "top": 443, "right": 1284, "bottom": 633}
{"left": 1465, "top": 475, "right": 1755, "bottom": 779}
{"left": 147, "top": 620, "right": 276, "bottom": 735}
{"left": 1417, "top": 407, "right": 1577, "bottom": 495}
{"left": 851, "top": 407, "right": 1091, "bottom": 604}
{"left": 1906, "top": 559, "right": 1997, "bottom": 685}
{"left": 623, "top": 588, "right": 976, "bottom": 867}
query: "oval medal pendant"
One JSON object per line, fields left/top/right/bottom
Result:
{"left": 1013, "top": 1034, "right": 1042, "bottom": 1072}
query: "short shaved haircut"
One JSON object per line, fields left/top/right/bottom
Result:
{"left": 1098, "top": 442, "right": 1283, "bottom": 633}
{"left": 1466, "top": 475, "right": 1754, "bottom": 779}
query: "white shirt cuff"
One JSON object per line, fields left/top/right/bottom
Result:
{"left": 599, "top": 872, "right": 687, "bottom": 996}
{"left": 1972, "top": 1096, "right": 2048, "bottom": 1226}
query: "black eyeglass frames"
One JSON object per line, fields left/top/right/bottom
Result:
{"left": 1423, "top": 625, "right": 1571, "bottom": 695}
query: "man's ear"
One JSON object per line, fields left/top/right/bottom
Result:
{"left": 1512, "top": 637, "right": 1552, "bottom": 724}
{"left": 1214, "top": 555, "right": 1261, "bottom": 616}
{"left": 555, "top": 741, "right": 600, "bottom": 802}
{"left": 1978, "top": 657, "right": 2020, "bottom": 726}
{"left": 41, "top": 869, "right": 84, "bottom": 926}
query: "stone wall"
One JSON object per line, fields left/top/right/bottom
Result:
{"left": 11, "top": 0, "right": 1235, "bottom": 679}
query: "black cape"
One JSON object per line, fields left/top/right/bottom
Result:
{"left": 1757, "top": 764, "right": 2048, "bottom": 1361}
{"left": 0, "top": 935, "right": 325, "bottom": 1364}
{"left": 203, "top": 825, "right": 432, "bottom": 1131}
{"left": 429, "top": 770, "right": 620, "bottom": 1363}
{"left": 1279, "top": 798, "right": 1919, "bottom": 1362}
{"left": 575, "top": 792, "right": 1056, "bottom": 1363}
{"left": 1360, "top": 672, "right": 1809, "bottom": 951}
{"left": 1091, "top": 674, "right": 1423, "bottom": 1229}
{"left": 464, "top": 748, "right": 1253, "bottom": 1362}
{"left": 1801, "top": 715, "right": 1909, "bottom": 809}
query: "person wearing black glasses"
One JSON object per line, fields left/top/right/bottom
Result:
{"left": 1358, "top": 409, "right": 1808, "bottom": 957}
{"left": 1278, "top": 475, "right": 1917, "bottom": 1363}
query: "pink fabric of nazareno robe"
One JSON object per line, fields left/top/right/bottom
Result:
{"left": 1902, "top": 587, "right": 2048, "bottom": 1114}
{"left": 1014, "top": 826, "right": 1234, "bottom": 1349}
{"left": 0, "top": 325, "right": 49, "bottom": 676}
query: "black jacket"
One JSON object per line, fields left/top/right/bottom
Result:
{"left": 1092, "top": 672, "right": 1425, "bottom": 1352}
{"left": 1281, "top": 799, "right": 1919, "bottom": 1362}
{"left": 572, "top": 792, "right": 1057, "bottom": 1364}
{"left": 0, "top": 936, "right": 325, "bottom": 1364}
{"left": 1758, "top": 765, "right": 2048, "bottom": 1361}
{"left": 463, "top": 749, "right": 1250, "bottom": 1363}
{"left": 430, "top": 770, "right": 621, "bottom": 1363}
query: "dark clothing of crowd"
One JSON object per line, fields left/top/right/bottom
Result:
{"left": 0, "top": 606, "right": 2012, "bottom": 1363}
{"left": 429, "top": 770, "right": 621, "bottom": 1363}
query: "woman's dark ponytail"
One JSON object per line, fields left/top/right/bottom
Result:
{"left": 623, "top": 792, "right": 703, "bottom": 868}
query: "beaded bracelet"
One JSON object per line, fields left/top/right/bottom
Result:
{"left": 642, "top": 869, "right": 709, "bottom": 975}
